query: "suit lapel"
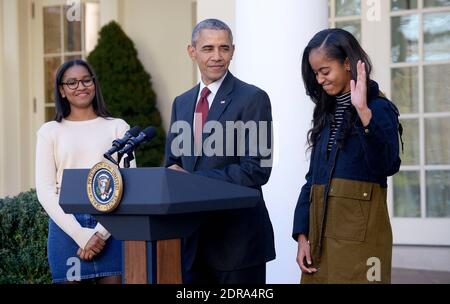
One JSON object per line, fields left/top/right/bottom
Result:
{"left": 205, "top": 72, "right": 235, "bottom": 124}
{"left": 193, "top": 72, "right": 235, "bottom": 170}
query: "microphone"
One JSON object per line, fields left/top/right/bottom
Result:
{"left": 118, "top": 126, "right": 157, "bottom": 155}
{"left": 103, "top": 125, "right": 142, "bottom": 163}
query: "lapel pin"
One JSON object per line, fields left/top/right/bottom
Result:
{"left": 220, "top": 100, "right": 226, "bottom": 104}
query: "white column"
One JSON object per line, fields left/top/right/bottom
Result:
{"left": 234, "top": 0, "right": 328, "bottom": 283}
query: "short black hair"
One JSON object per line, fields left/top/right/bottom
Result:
{"left": 191, "top": 18, "right": 233, "bottom": 47}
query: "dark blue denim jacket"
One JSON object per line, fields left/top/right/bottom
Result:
{"left": 293, "top": 81, "right": 401, "bottom": 238}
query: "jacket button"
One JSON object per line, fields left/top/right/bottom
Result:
{"left": 363, "top": 192, "right": 368, "bottom": 197}
{"left": 364, "top": 128, "right": 370, "bottom": 134}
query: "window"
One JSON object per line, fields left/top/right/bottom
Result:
{"left": 42, "top": 1, "right": 100, "bottom": 121}
{"left": 328, "top": 0, "right": 362, "bottom": 42}
{"left": 390, "top": 0, "right": 450, "bottom": 220}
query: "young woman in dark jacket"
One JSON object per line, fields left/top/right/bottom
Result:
{"left": 293, "top": 29, "right": 401, "bottom": 284}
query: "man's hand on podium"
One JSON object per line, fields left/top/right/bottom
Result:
{"left": 168, "top": 164, "right": 188, "bottom": 173}
{"left": 77, "top": 232, "right": 106, "bottom": 260}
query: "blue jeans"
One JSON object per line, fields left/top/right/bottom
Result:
{"left": 47, "top": 214, "right": 122, "bottom": 283}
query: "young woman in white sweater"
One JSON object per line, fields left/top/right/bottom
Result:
{"left": 36, "top": 60, "right": 133, "bottom": 283}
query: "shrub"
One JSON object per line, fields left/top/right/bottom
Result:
{"left": 0, "top": 190, "right": 51, "bottom": 284}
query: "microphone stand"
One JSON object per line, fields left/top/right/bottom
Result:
{"left": 123, "top": 151, "right": 135, "bottom": 169}
{"left": 117, "top": 152, "right": 125, "bottom": 168}
{"left": 114, "top": 149, "right": 134, "bottom": 169}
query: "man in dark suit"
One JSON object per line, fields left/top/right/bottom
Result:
{"left": 165, "top": 18, "right": 275, "bottom": 284}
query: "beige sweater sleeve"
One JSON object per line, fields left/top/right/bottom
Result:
{"left": 35, "top": 131, "right": 97, "bottom": 249}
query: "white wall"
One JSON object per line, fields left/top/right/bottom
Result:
{"left": 1, "top": 0, "right": 32, "bottom": 197}
{"left": 196, "top": 0, "right": 235, "bottom": 30}
{"left": 19, "top": 0, "right": 32, "bottom": 194}
{"left": 100, "top": 0, "right": 122, "bottom": 27}
{"left": 0, "top": 0, "right": 5, "bottom": 197}
{"left": 2, "top": 0, "right": 20, "bottom": 196}
{"left": 120, "top": 0, "right": 195, "bottom": 131}
{"left": 196, "top": 0, "right": 236, "bottom": 80}
{"left": 234, "top": 0, "right": 328, "bottom": 283}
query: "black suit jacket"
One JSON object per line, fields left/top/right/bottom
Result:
{"left": 165, "top": 72, "right": 275, "bottom": 271}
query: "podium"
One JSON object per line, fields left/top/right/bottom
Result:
{"left": 59, "top": 167, "right": 260, "bottom": 284}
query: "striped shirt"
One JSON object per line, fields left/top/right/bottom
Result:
{"left": 327, "top": 91, "right": 352, "bottom": 152}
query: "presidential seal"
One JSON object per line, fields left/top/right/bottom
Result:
{"left": 87, "top": 161, "right": 123, "bottom": 213}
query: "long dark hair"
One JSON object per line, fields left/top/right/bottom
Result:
{"left": 54, "top": 59, "right": 112, "bottom": 122}
{"left": 302, "top": 28, "right": 373, "bottom": 150}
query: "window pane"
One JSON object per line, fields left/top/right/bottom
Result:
{"left": 391, "top": 15, "right": 419, "bottom": 63}
{"left": 424, "top": 12, "right": 450, "bottom": 61}
{"left": 65, "top": 54, "right": 82, "bottom": 62}
{"left": 426, "top": 171, "right": 450, "bottom": 218}
{"left": 424, "top": 64, "right": 450, "bottom": 112}
{"left": 64, "top": 5, "right": 82, "bottom": 52}
{"left": 425, "top": 117, "right": 450, "bottom": 165}
{"left": 44, "top": 57, "right": 61, "bottom": 103}
{"left": 43, "top": 6, "right": 61, "bottom": 54}
{"left": 45, "top": 106, "right": 56, "bottom": 122}
{"left": 335, "top": 0, "right": 361, "bottom": 16}
{"left": 424, "top": 0, "right": 450, "bottom": 8}
{"left": 394, "top": 171, "right": 421, "bottom": 217}
{"left": 400, "top": 119, "right": 420, "bottom": 165}
{"left": 391, "top": 67, "right": 419, "bottom": 113}
{"left": 335, "top": 20, "right": 361, "bottom": 42}
{"left": 391, "top": 0, "right": 418, "bottom": 11}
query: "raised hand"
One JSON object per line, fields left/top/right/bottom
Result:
{"left": 350, "top": 60, "right": 372, "bottom": 126}
{"left": 350, "top": 60, "right": 367, "bottom": 110}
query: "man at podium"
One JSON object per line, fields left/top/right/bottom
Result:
{"left": 165, "top": 19, "right": 275, "bottom": 284}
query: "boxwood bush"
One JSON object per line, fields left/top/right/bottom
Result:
{"left": 0, "top": 190, "right": 51, "bottom": 284}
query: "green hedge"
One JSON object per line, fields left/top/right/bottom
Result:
{"left": 0, "top": 190, "right": 51, "bottom": 284}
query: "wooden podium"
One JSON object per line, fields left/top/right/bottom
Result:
{"left": 59, "top": 167, "right": 260, "bottom": 284}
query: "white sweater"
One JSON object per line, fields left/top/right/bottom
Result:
{"left": 35, "top": 117, "right": 135, "bottom": 249}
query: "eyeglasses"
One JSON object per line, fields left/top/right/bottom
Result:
{"left": 61, "top": 77, "right": 95, "bottom": 90}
